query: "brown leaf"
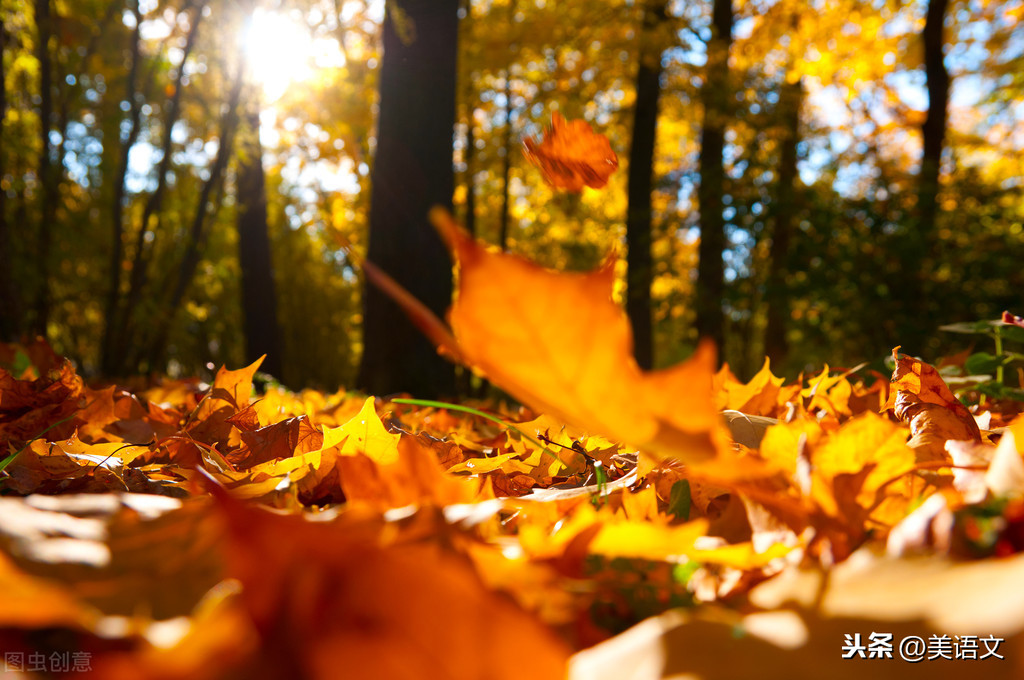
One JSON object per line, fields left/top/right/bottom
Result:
{"left": 227, "top": 416, "right": 324, "bottom": 470}
{"left": 523, "top": 112, "right": 619, "bottom": 192}
{"left": 887, "top": 347, "right": 982, "bottom": 462}
{"left": 203, "top": 485, "right": 571, "bottom": 680}
{"left": 0, "top": 494, "right": 224, "bottom": 620}
{"left": 186, "top": 357, "right": 264, "bottom": 446}
{"left": 0, "top": 358, "right": 84, "bottom": 446}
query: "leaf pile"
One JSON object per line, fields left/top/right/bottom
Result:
{"left": 4, "top": 230, "right": 1024, "bottom": 679}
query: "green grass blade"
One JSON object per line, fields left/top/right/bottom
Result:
{"left": 390, "top": 398, "right": 570, "bottom": 468}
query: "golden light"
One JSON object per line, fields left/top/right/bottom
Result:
{"left": 242, "top": 9, "right": 318, "bottom": 103}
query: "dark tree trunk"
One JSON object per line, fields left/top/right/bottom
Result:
{"left": 32, "top": 0, "right": 56, "bottom": 338}
{"left": 898, "top": 0, "right": 948, "bottom": 353}
{"left": 101, "top": 0, "right": 143, "bottom": 375}
{"left": 625, "top": 0, "right": 667, "bottom": 371}
{"left": 357, "top": 0, "right": 458, "bottom": 398}
{"left": 0, "top": 17, "right": 18, "bottom": 341}
{"left": 498, "top": 72, "right": 513, "bottom": 250}
{"left": 695, "top": 0, "right": 733, "bottom": 356}
{"left": 236, "top": 98, "right": 284, "bottom": 379}
{"left": 763, "top": 77, "right": 802, "bottom": 367}
{"left": 497, "top": 0, "right": 517, "bottom": 250}
{"left": 919, "top": 0, "right": 949, "bottom": 241}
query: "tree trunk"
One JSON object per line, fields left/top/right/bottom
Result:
{"left": 117, "top": 0, "right": 205, "bottom": 356}
{"left": 498, "top": 72, "right": 513, "bottom": 250}
{"left": 695, "top": 0, "right": 733, "bottom": 356}
{"left": 763, "top": 77, "right": 802, "bottom": 367}
{"left": 235, "top": 96, "right": 284, "bottom": 379}
{"left": 918, "top": 0, "right": 949, "bottom": 241}
{"left": 497, "top": 0, "right": 518, "bottom": 250}
{"left": 142, "top": 61, "right": 245, "bottom": 372}
{"left": 625, "top": 0, "right": 667, "bottom": 371}
{"left": 101, "top": 0, "right": 143, "bottom": 375}
{"left": 0, "top": 16, "right": 18, "bottom": 342}
{"left": 32, "top": 0, "right": 56, "bottom": 338}
{"left": 898, "top": 0, "right": 948, "bottom": 353}
{"left": 357, "top": 0, "right": 458, "bottom": 398}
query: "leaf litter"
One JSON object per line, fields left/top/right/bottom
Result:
{"left": 3, "top": 223, "right": 1024, "bottom": 678}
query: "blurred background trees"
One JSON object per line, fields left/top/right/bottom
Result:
{"left": 1, "top": 0, "right": 1022, "bottom": 390}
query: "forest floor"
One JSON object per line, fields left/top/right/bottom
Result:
{"left": 3, "top": 222, "right": 1024, "bottom": 680}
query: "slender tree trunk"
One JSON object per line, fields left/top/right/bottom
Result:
{"left": 625, "top": 0, "right": 667, "bottom": 371}
{"left": 695, "top": 0, "right": 733, "bottom": 356}
{"left": 357, "top": 0, "right": 458, "bottom": 398}
{"left": 918, "top": 0, "right": 949, "bottom": 241}
{"left": 764, "top": 77, "right": 802, "bottom": 367}
{"left": 32, "top": 0, "right": 56, "bottom": 338}
{"left": 235, "top": 95, "right": 284, "bottom": 379}
{"left": 116, "top": 0, "right": 204, "bottom": 356}
{"left": 143, "top": 61, "right": 245, "bottom": 371}
{"left": 897, "top": 0, "right": 949, "bottom": 353}
{"left": 101, "top": 0, "right": 143, "bottom": 374}
{"left": 497, "top": 0, "right": 518, "bottom": 250}
{"left": 0, "top": 17, "right": 18, "bottom": 342}
{"left": 921, "top": 0, "right": 950, "bottom": 238}
{"left": 498, "top": 72, "right": 513, "bottom": 249}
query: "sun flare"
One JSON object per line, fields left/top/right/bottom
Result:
{"left": 242, "top": 9, "right": 317, "bottom": 102}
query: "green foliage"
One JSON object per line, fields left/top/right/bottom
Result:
{"left": 940, "top": 317, "right": 1024, "bottom": 402}
{"left": 667, "top": 479, "right": 692, "bottom": 521}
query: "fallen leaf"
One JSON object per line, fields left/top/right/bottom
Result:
{"left": 714, "top": 359, "right": 793, "bottom": 417}
{"left": 0, "top": 358, "right": 84, "bottom": 446}
{"left": 227, "top": 415, "right": 324, "bottom": 470}
{"left": 886, "top": 347, "right": 982, "bottom": 462}
{"left": 186, "top": 356, "right": 265, "bottom": 447}
{"left": 204, "top": 483, "right": 571, "bottom": 680}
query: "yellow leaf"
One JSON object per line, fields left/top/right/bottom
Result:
{"left": 715, "top": 358, "right": 787, "bottom": 416}
{"left": 590, "top": 518, "right": 708, "bottom": 562}
{"left": 336, "top": 397, "right": 399, "bottom": 465}
{"left": 447, "top": 451, "right": 521, "bottom": 474}
{"left": 810, "top": 413, "right": 916, "bottom": 517}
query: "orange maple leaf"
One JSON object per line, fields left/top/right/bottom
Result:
{"left": 431, "top": 208, "right": 739, "bottom": 469}
{"left": 523, "top": 112, "right": 619, "bottom": 192}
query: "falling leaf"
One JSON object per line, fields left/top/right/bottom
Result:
{"left": 432, "top": 208, "right": 729, "bottom": 467}
{"left": 523, "top": 112, "right": 619, "bottom": 192}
